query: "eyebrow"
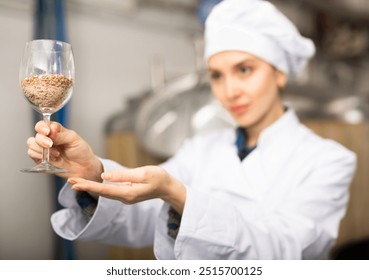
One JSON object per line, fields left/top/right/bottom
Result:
{"left": 208, "top": 58, "right": 256, "bottom": 72}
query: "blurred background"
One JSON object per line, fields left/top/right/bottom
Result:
{"left": 0, "top": 0, "right": 369, "bottom": 260}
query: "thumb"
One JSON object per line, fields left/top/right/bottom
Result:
{"left": 49, "top": 122, "right": 78, "bottom": 146}
{"left": 48, "top": 122, "right": 64, "bottom": 141}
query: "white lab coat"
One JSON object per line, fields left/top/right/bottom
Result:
{"left": 51, "top": 109, "right": 356, "bottom": 259}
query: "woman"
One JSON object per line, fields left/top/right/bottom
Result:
{"left": 27, "top": 0, "right": 356, "bottom": 259}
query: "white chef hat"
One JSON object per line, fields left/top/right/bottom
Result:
{"left": 204, "top": 0, "right": 315, "bottom": 77}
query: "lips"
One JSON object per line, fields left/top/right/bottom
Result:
{"left": 230, "top": 104, "right": 249, "bottom": 116}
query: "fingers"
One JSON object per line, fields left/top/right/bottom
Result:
{"left": 27, "top": 137, "right": 43, "bottom": 162}
{"left": 27, "top": 137, "right": 60, "bottom": 161}
{"left": 69, "top": 177, "right": 134, "bottom": 202}
{"left": 34, "top": 121, "right": 51, "bottom": 136}
{"left": 27, "top": 137, "right": 42, "bottom": 153}
{"left": 69, "top": 178, "right": 106, "bottom": 193}
{"left": 35, "top": 133, "right": 53, "bottom": 148}
{"left": 101, "top": 166, "right": 157, "bottom": 183}
{"left": 34, "top": 121, "right": 68, "bottom": 142}
{"left": 34, "top": 120, "right": 80, "bottom": 148}
{"left": 101, "top": 169, "right": 136, "bottom": 183}
{"left": 34, "top": 121, "right": 60, "bottom": 147}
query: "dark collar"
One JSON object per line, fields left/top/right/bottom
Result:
{"left": 235, "top": 127, "right": 256, "bottom": 161}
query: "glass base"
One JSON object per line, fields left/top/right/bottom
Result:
{"left": 21, "top": 162, "right": 68, "bottom": 174}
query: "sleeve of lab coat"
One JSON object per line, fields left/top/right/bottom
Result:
{"left": 166, "top": 141, "right": 356, "bottom": 259}
{"left": 50, "top": 159, "right": 163, "bottom": 248}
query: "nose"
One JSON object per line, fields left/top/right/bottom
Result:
{"left": 224, "top": 76, "right": 242, "bottom": 100}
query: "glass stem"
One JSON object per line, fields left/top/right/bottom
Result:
{"left": 42, "top": 113, "right": 51, "bottom": 164}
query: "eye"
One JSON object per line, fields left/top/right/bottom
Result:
{"left": 209, "top": 71, "right": 222, "bottom": 81}
{"left": 239, "top": 65, "right": 251, "bottom": 74}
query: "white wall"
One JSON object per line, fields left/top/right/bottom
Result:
{"left": 0, "top": 3, "right": 200, "bottom": 259}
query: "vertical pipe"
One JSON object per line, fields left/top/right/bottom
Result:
{"left": 33, "top": 0, "right": 75, "bottom": 260}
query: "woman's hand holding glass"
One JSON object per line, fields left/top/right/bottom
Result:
{"left": 27, "top": 120, "right": 103, "bottom": 182}
{"left": 27, "top": 121, "right": 186, "bottom": 212}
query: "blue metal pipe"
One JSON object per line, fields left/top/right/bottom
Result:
{"left": 33, "top": 0, "right": 75, "bottom": 260}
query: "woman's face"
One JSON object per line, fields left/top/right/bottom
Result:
{"left": 207, "top": 51, "right": 287, "bottom": 131}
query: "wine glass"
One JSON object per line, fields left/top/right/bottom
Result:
{"left": 19, "top": 39, "right": 75, "bottom": 173}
